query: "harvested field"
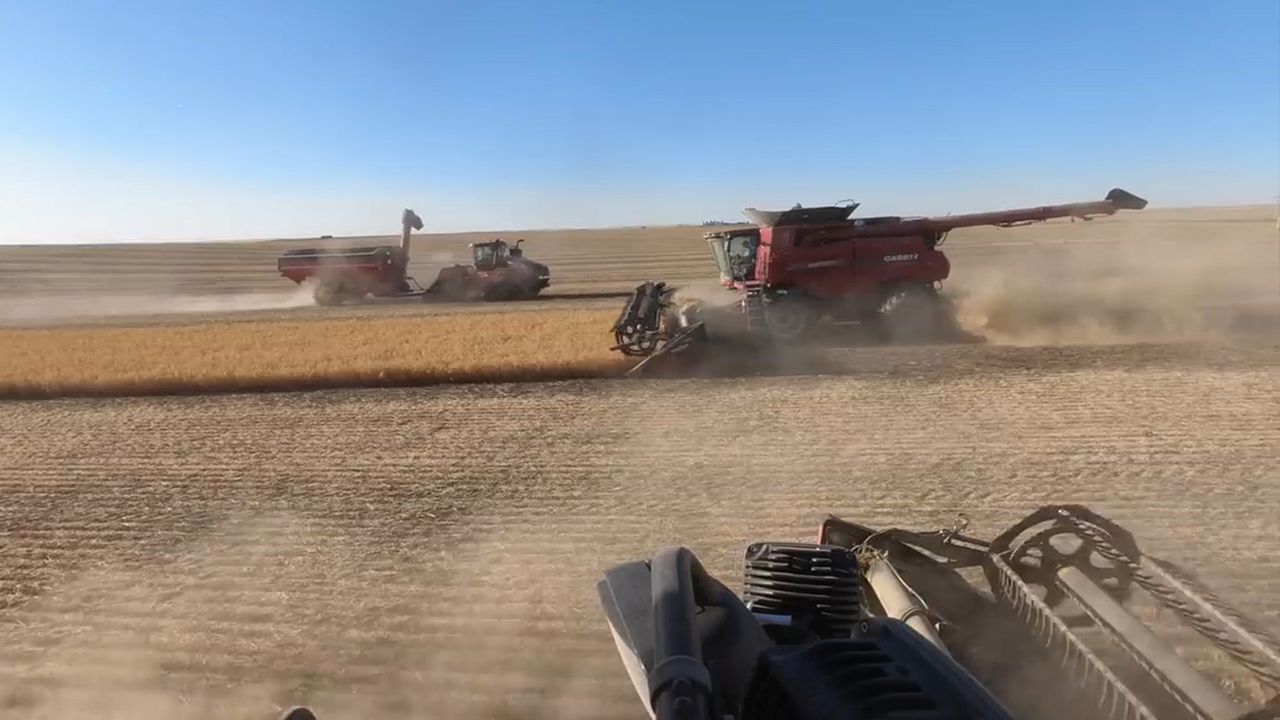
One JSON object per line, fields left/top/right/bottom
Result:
{"left": 0, "top": 309, "right": 625, "bottom": 399}
{"left": 0, "top": 204, "right": 1278, "bottom": 718}
{"left": 1, "top": 342, "right": 1278, "bottom": 718}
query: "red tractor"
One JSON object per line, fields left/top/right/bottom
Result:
{"left": 277, "top": 211, "right": 551, "bottom": 305}
{"left": 613, "top": 188, "right": 1148, "bottom": 356}
{"left": 425, "top": 238, "right": 552, "bottom": 301}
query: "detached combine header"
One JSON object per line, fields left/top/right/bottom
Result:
{"left": 278, "top": 504, "right": 1279, "bottom": 720}
{"left": 613, "top": 189, "right": 1147, "bottom": 371}
{"left": 278, "top": 210, "right": 551, "bottom": 306}
{"left": 597, "top": 505, "right": 1280, "bottom": 720}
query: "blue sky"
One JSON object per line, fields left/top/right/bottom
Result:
{"left": 1, "top": 1, "right": 1277, "bottom": 243}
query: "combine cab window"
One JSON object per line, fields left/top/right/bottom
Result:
{"left": 726, "top": 234, "right": 758, "bottom": 281}
{"left": 708, "top": 237, "right": 731, "bottom": 280}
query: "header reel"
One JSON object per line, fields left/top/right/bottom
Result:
{"left": 611, "top": 281, "right": 710, "bottom": 377}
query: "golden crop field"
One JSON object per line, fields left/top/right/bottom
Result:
{"left": 1, "top": 204, "right": 1278, "bottom": 719}
{"left": 0, "top": 309, "right": 624, "bottom": 399}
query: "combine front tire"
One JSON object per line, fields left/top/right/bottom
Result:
{"left": 763, "top": 296, "right": 816, "bottom": 339}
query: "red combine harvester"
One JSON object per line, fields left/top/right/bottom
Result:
{"left": 277, "top": 210, "right": 551, "bottom": 305}
{"left": 613, "top": 188, "right": 1147, "bottom": 360}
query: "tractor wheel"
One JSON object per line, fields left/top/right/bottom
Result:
{"left": 432, "top": 277, "right": 469, "bottom": 301}
{"left": 878, "top": 286, "right": 955, "bottom": 344}
{"left": 763, "top": 296, "right": 816, "bottom": 339}
{"left": 482, "top": 281, "right": 523, "bottom": 302}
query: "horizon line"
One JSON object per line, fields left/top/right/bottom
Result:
{"left": 1, "top": 200, "right": 1275, "bottom": 248}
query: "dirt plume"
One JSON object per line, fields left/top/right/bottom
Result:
{"left": 672, "top": 279, "right": 740, "bottom": 309}
{"left": 947, "top": 226, "right": 1279, "bottom": 345}
{"left": 0, "top": 286, "right": 316, "bottom": 327}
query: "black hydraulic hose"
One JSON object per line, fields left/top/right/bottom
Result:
{"left": 649, "top": 547, "right": 715, "bottom": 720}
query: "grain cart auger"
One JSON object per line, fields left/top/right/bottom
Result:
{"left": 611, "top": 281, "right": 710, "bottom": 377}
{"left": 596, "top": 504, "right": 1280, "bottom": 720}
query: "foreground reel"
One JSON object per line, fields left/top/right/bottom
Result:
{"left": 985, "top": 506, "right": 1280, "bottom": 720}
{"left": 991, "top": 505, "right": 1141, "bottom": 609}
{"left": 820, "top": 505, "right": 1280, "bottom": 720}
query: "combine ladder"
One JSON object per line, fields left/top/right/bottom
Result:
{"left": 743, "top": 281, "right": 766, "bottom": 331}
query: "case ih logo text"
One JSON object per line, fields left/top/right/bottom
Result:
{"left": 883, "top": 253, "right": 918, "bottom": 262}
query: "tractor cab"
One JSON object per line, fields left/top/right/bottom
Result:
{"left": 705, "top": 229, "right": 761, "bottom": 285}
{"left": 471, "top": 239, "right": 524, "bottom": 271}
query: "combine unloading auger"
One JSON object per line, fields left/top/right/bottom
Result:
{"left": 598, "top": 505, "right": 1280, "bottom": 720}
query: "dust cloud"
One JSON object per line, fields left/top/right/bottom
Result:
{"left": 0, "top": 504, "right": 632, "bottom": 720}
{"left": 672, "top": 279, "right": 740, "bottom": 308}
{"left": 0, "top": 285, "right": 315, "bottom": 326}
{"left": 947, "top": 227, "right": 1279, "bottom": 345}
{"left": 667, "top": 221, "right": 1279, "bottom": 348}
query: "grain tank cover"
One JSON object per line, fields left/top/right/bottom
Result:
{"left": 742, "top": 202, "right": 859, "bottom": 228}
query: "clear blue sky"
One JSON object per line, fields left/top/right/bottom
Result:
{"left": 1, "top": 1, "right": 1277, "bottom": 243}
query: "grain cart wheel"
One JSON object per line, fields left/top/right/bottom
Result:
{"left": 313, "top": 280, "right": 344, "bottom": 306}
{"left": 763, "top": 296, "right": 816, "bottom": 339}
{"left": 482, "top": 280, "right": 523, "bottom": 302}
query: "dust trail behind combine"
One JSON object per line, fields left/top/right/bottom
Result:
{"left": 947, "top": 221, "right": 1280, "bottom": 345}
{"left": 0, "top": 287, "right": 316, "bottom": 327}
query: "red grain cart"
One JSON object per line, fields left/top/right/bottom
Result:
{"left": 277, "top": 209, "right": 425, "bottom": 306}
